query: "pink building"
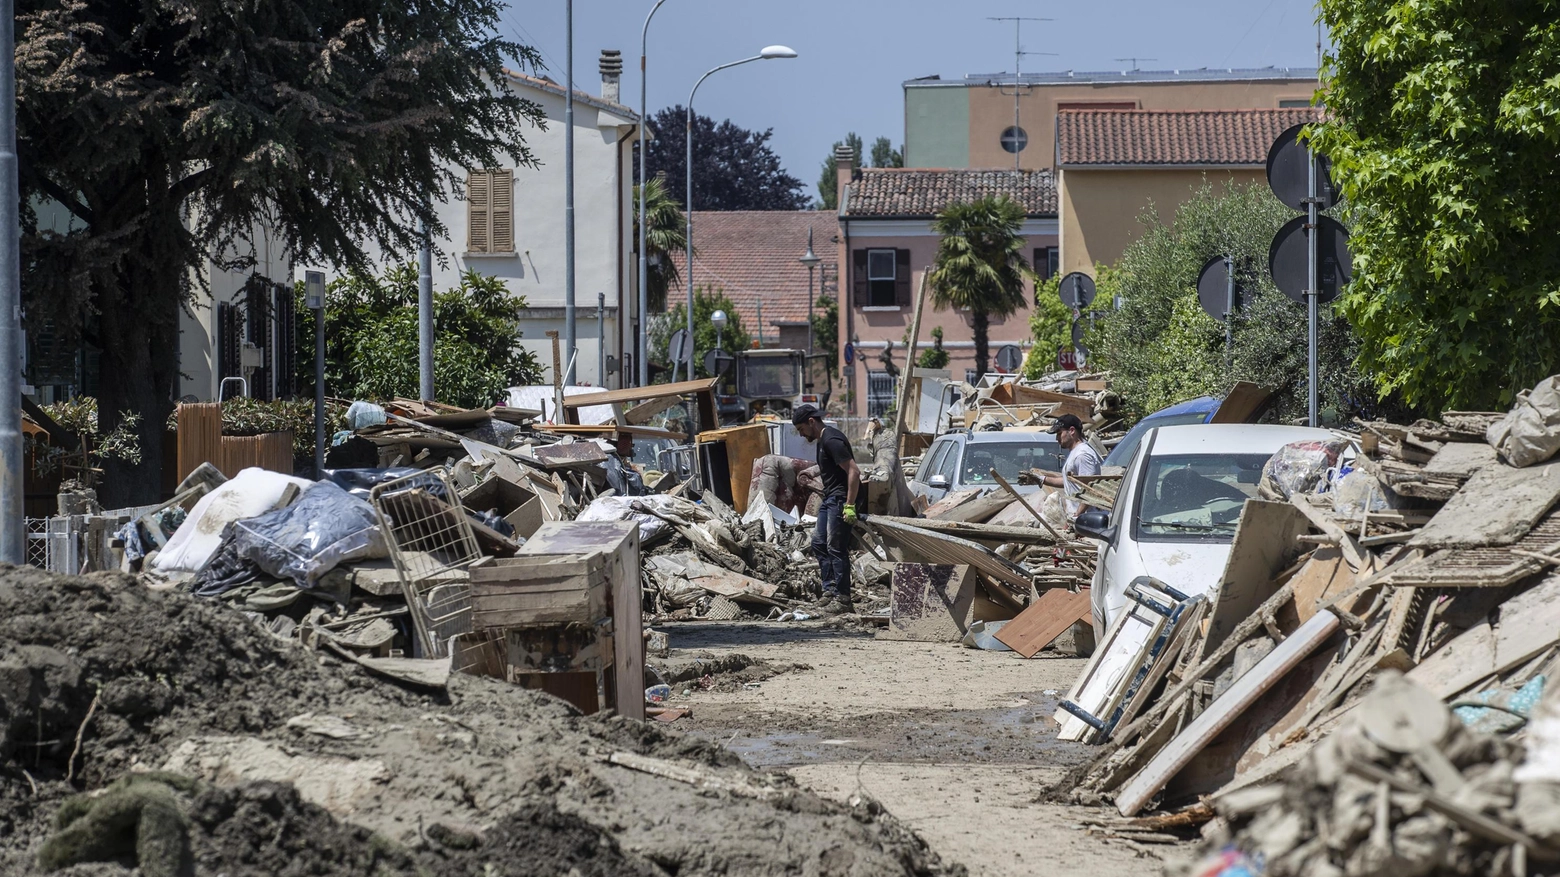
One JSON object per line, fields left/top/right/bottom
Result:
{"left": 833, "top": 148, "right": 1059, "bottom": 416}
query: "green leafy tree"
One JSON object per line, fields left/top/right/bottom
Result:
{"left": 1022, "top": 273, "right": 1082, "bottom": 378}
{"left": 18, "top": 0, "right": 542, "bottom": 504}
{"left": 1089, "top": 183, "right": 1372, "bottom": 422}
{"left": 928, "top": 196, "right": 1036, "bottom": 376}
{"left": 1311, "top": 0, "right": 1560, "bottom": 409}
{"left": 634, "top": 175, "right": 688, "bottom": 312}
{"left": 817, "top": 133, "right": 864, "bottom": 210}
{"left": 917, "top": 326, "right": 951, "bottom": 370}
{"left": 870, "top": 137, "right": 904, "bottom": 169}
{"left": 812, "top": 291, "right": 840, "bottom": 375}
{"left": 297, "top": 266, "right": 544, "bottom": 410}
{"left": 649, "top": 288, "right": 752, "bottom": 381}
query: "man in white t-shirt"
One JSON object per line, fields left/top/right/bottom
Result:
{"left": 1041, "top": 414, "right": 1102, "bottom": 520}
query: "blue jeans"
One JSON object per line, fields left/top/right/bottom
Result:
{"left": 812, "top": 495, "right": 852, "bottom": 600}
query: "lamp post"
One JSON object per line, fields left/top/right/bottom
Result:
{"left": 305, "top": 271, "right": 326, "bottom": 477}
{"left": 799, "top": 227, "right": 821, "bottom": 356}
{"left": 711, "top": 308, "right": 728, "bottom": 354}
{"left": 685, "top": 46, "right": 797, "bottom": 384}
{"left": 637, "top": 0, "right": 669, "bottom": 388}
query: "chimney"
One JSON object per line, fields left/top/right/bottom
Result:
{"left": 833, "top": 144, "right": 855, "bottom": 212}
{"left": 599, "top": 49, "right": 622, "bottom": 104}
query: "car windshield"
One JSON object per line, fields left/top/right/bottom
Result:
{"left": 1134, "top": 452, "right": 1269, "bottom": 541}
{"left": 1104, "top": 411, "right": 1213, "bottom": 468}
{"left": 958, "top": 440, "right": 1065, "bottom": 485}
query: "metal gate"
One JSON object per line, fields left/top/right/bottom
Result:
{"left": 865, "top": 370, "right": 898, "bottom": 419}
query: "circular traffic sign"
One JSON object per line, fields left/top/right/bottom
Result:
{"left": 1268, "top": 215, "right": 1351, "bottom": 304}
{"left": 1266, "top": 123, "right": 1338, "bottom": 212}
{"left": 995, "top": 344, "right": 1023, "bottom": 373}
{"left": 843, "top": 342, "right": 855, "bottom": 365}
{"left": 668, "top": 328, "right": 692, "bottom": 366}
{"left": 703, "top": 348, "right": 734, "bottom": 377}
{"left": 1058, "top": 272, "right": 1096, "bottom": 309}
{"left": 1196, "top": 255, "right": 1245, "bottom": 320}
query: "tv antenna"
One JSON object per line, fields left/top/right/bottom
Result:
{"left": 1114, "top": 57, "right": 1157, "bottom": 72}
{"left": 990, "top": 16, "right": 1054, "bottom": 173}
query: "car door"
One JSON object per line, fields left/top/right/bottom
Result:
{"left": 912, "top": 439, "right": 956, "bottom": 501}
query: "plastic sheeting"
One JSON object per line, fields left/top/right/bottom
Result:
{"left": 1488, "top": 375, "right": 1560, "bottom": 468}
{"left": 228, "top": 481, "right": 387, "bottom": 589}
{"left": 153, "top": 468, "right": 315, "bottom": 573}
{"left": 1259, "top": 439, "right": 1347, "bottom": 501}
{"left": 575, "top": 494, "right": 686, "bottom": 542}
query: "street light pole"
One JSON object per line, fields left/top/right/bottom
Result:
{"left": 564, "top": 0, "right": 577, "bottom": 384}
{"left": 685, "top": 46, "right": 798, "bottom": 383}
{"left": 799, "top": 226, "right": 821, "bottom": 356}
{"left": 0, "top": 0, "right": 20, "bottom": 563}
{"left": 638, "top": 0, "right": 669, "bottom": 388}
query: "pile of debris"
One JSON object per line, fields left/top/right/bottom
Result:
{"left": 1052, "top": 375, "right": 1560, "bottom": 876}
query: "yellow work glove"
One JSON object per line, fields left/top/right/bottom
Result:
{"left": 842, "top": 505, "right": 858, "bottom": 524}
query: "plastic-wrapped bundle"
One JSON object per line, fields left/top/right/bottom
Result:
{"left": 228, "top": 481, "right": 387, "bottom": 589}
{"left": 1330, "top": 468, "right": 1396, "bottom": 518}
{"left": 1258, "top": 439, "right": 1348, "bottom": 501}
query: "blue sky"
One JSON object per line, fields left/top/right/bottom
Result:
{"left": 503, "top": 1, "right": 1325, "bottom": 198}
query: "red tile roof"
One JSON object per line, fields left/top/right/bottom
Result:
{"left": 842, "top": 168, "right": 1057, "bottom": 218}
{"left": 1055, "top": 107, "right": 1321, "bottom": 167}
{"left": 672, "top": 211, "right": 839, "bottom": 331}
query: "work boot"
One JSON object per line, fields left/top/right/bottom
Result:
{"left": 817, "top": 595, "right": 854, "bottom": 616}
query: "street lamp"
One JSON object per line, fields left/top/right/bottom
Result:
{"left": 711, "top": 308, "right": 728, "bottom": 353}
{"left": 685, "top": 45, "right": 798, "bottom": 391}
{"left": 637, "top": 0, "right": 670, "bottom": 388}
{"left": 799, "top": 227, "right": 821, "bottom": 355}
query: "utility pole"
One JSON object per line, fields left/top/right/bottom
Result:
{"left": 638, "top": 0, "right": 669, "bottom": 388}
{"left": 563, "top": 0, "right": 577, "bottom": 385}
{"left": 0, "top": 0, "right": 21, "bottom": 563}
{"left": 989, "top": 16, "right": 1053, "bottom": 173}
{"left": 418, "top": 217, "right": 434, "bottom": 401}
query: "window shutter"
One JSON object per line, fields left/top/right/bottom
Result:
{"left": 274, "top": 284, "right": 297, "bottom": 400}
{"left": 491, "top": 169, "right": 514, "bottom": 252}
{"left": 852, "top": 249, "right": 868, "bottom": 307}
{"left": 1034, "top": 248, "right": 1044, "bottom": 282}
{"left": 467, "top": 171, "right": 490, "bottom": 253}
{"left": 894, "top": 249, "right": 912, "bottom": 307}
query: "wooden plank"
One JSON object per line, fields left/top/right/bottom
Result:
{"left": 880, "top": 564, "right": 976, "bottom": 642}
{"left": 1208, "top": 381, "right": 1275, "bottom": 425}
{"left": 929, "top": 490, "right": 1016, "bottom": 524}
{"left": 1008, "top": 384, "right": 1093, "bottom": 420}
{"left": 994, "top": 588, "right": 1091, "bottom": 657}
{"left": 1411, "top": 457, "right": 1560, "bottom": 549}
{"left": 1407, "top": 572, "right": 1560, "bottom": 698}
{"left": 1114, "top": 609, "right": 1342, "bottom": 816}
{"left": 1190, "top": 500, "right": 1311, "bottom": 669}
{"left": 695, "top": 423, "right": 769, "bottom": 515}
{"left": 520, "top": 521, "right": 644, "bottom": 721}
{"left": 562, "top": 377, "right": 718, "bottom": 410}
{"left": 1282, "top": 548, "right": 1361, "bottom": 627}
{"left": 922, "top": 488, "right": 981, "bottom": 519}
{"left": 872, "top": 516, "right": 1059, "bottom": 545}
{"left": 1422, "top": 441, "right": 1498, "bottom": 479}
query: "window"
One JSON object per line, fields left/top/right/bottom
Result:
{"left": 868, "top": 249, "right": 897, "bottom": 306}
{"left": 920, "top": 440, "right": 954, "bottom": 482}
{"left": 958, "top": 440, "right": 1065, "bottom": 485}
{"left": 1034, "top": 247, "right": 1059, "bottom": 282}
{"left": 1056, "top": 100, "right": 1137, "bottom": 111}
{"left": 1278, "top": 99, "right": 1313, "bottom": 108}
{"left": 466, "top": 169, "right": 515, "bottom": 254}
{"left": 1000, "top": 126, "right": 1029, "bottom": 154}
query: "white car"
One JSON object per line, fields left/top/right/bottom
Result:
{"left": 1075, "top": 423, "right": 1338, "bottom": 633}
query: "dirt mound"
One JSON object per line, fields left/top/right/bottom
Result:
{"left": 0, "top": 565, "right": 964, "bottom": 877}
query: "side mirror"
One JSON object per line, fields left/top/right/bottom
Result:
{"left": 927, "top": 474, "right": 950, "bottom": 489}
{"left": 1075, "top": 510, "right": 1116, "bottom": 543}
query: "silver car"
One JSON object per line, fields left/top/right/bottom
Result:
{"left": 908, "top": 430, "right": 1067, "bottom": 502}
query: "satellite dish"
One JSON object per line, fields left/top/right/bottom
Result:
{"left": 1266, "top": 124, "right": 1338, "bottom": 212}
{"left": 703, "top": 348, "right": 734, "bottom": 377}
{"left": 1058, "top": 272, "right": 1096, "bottom": 308}
{"left": 668, "top": 328, "right": 691, "bottom": 366}
{"left": 1196, "top": 256, "right": 1246, "bottom": 320}
{"left": 995, "top": 344, "right": 1023, "bottom": 372}
{"left": 1268, "top": 215, "right": 1351, "bottom": 304}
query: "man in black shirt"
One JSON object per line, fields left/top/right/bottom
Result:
{"left": 792, "top": 404, "right": 860, "bottom": 612}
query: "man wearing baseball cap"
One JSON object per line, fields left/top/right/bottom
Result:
{"left": 791, "top": 404, "right": 860, "bottom": 613}
{"left": 1042, "top": 413, "right": 1102, "bottom": 520}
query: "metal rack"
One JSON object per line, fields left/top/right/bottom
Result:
{"left": 369, "top": 470, "right": 483, "bottom": 658}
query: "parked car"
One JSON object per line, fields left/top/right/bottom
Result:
{"left": 1101, "top": 396, "right": 1220, "bottom": 470}
{"left": 1075, "top": 423, "right": 1338, "bottom": 632}
{"left": 908, "top": 429, "right": 1067, "bottom": 502}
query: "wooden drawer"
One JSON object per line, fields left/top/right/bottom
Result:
{"left": 469, "top": 553, "right": 610, "bottom": 628}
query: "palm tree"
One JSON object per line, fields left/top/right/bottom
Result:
{"left": 928, "top": 196, "right": 1036, "bottom": 376}
{"left": 634, "top": 175, "right": 688, "bottom": 312}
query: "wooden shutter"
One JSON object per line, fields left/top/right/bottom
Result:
{"left": 894, "top": 249, "right": 912, "bottom": 307}
{"left": 491, "top": 169, "right": 514, "bottom": 252}
{"left": 467, "top": 170, "right": 490, "bottom": 253}
{"left": 273, "top": 284, "right": 297, "bottom": 400}
{"left": 852, "top": 249, "right": 869, "bottom": 307}
{"left": 216, "top": 302, "right": 241, "bottom": 394}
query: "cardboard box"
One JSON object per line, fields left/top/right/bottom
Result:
{"left": 461, "top": 473, "right": 544, "bottom": 539}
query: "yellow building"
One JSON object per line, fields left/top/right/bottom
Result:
{"left": 1054, "top": 107, "right": 1320, "bottom": 275}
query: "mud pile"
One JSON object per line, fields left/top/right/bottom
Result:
{"left": 0, "top": 566, "right": 961, "bottom": 876}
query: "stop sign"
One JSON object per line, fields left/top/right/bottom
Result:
{"left": 1056, "top": 347, "right": 1078, "bottom": 370}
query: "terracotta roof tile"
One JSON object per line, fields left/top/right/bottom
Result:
{"left": 671, "top": 211, "right": 839, "bottom": 330}
{"left": 1056, "top": 107, "right": 1320, "bottom": 167}
{"left": 842, "top": 168, "right": 1057, "bottom": 218}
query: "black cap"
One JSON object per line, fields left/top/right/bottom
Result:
{"left": 791, "top": 404, "right": 822, "bottom": 426}
{"left": 1047, "top": 413, "right": 1084, "bottom": 435}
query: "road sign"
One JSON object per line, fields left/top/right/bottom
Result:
{"left": 1195, "top": 256, "right": 1245, "bottom": 320}
{"left": 1269, "top": 215, "right": 1351, "bottom": 304}
{"left": 703, "top": 348, "right": 733, "bottom": 377}
{"left": 843, "top": 342, "right": 855, "bottom": 365}
{"left": 1267, "top": 123, "right": 1338, "bottom": 212}
{"left": 1058, "top": 272, "right": 1097, "bottom": 308}
{"left": 668, "top": 328, "right": 691, "bottom": 366}
{"left": 995, "top": 344, "right": 1023, "bottom": 373}
{"left": 1057, "top": 346, "right": 1083, "bottom": 371}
